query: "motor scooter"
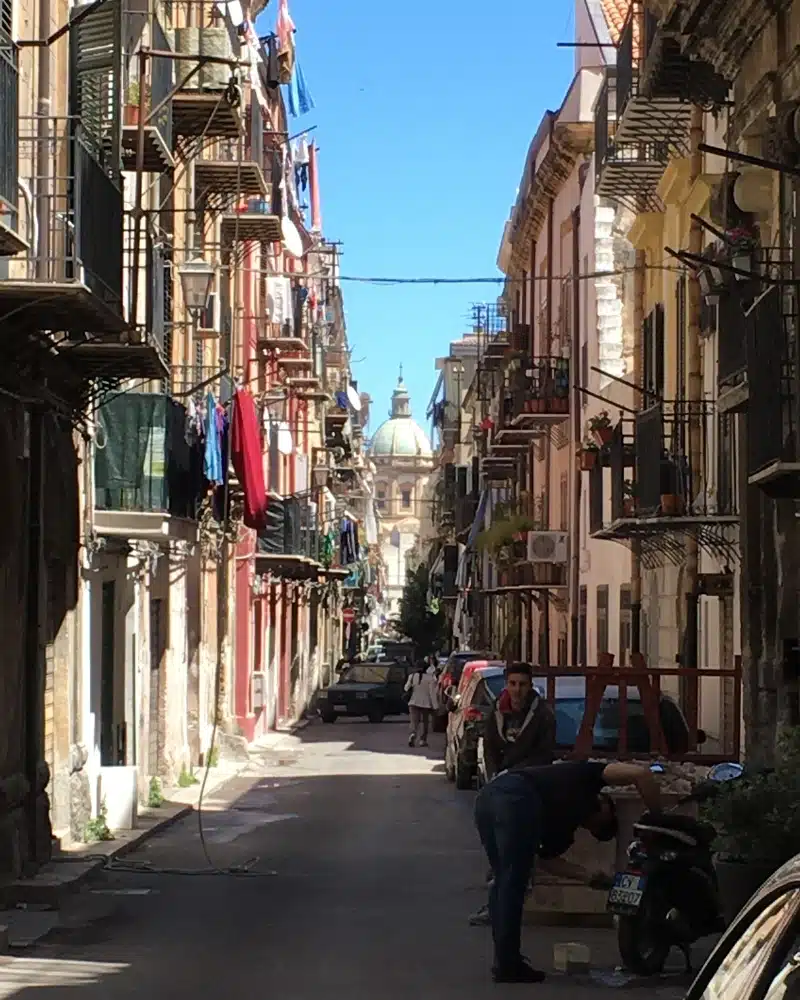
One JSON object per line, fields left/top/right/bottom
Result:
{"left": 607, "top": 761, "right": 744, "bottom": 977}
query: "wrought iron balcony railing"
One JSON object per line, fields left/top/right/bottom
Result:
{"left": 257, "top": 493, "right": 323, "bottom": 564}
{"left": 633, "top": 400, "right": 737, "bottom": 519}
{"left": 595, "top": 70, "right": 670, "bottom": 213}
{"left": 1, "top": 119, "right": 124, "bottom": 334}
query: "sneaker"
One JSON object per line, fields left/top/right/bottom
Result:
{"left": 419, "top": 739, "right": 428, "bottom": 747}
{"left": 408, "top": 734, "right": 416, "bottom": 747}
{"left": 492, "top": 960, "right": 547, "bottom": 984}
{"left": 469, "top": 904, "right": 491, "bottom": 926}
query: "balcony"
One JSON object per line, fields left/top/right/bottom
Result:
{"left": 170, "top": 5, "right": 244, "bottom": 148}
{"left": 220, "top": 200, "right": 281, "bottom": 247}
{"left": 746, "top": 285, "right": 800, "bottom": 498}
{"left": 256, "top": 494, "right": 323, "bottom": 580}
{"left": 121, "top": 19, "right": 175, "bottom": 173}
{"left": 170, "top": 364, "right": 231, "bottom": 401}
{"left": 671, "top": 0, "right": 774, "bottom": 86}
{"left": 613, "top": 2, "right": 722, "bottom": 154}
{"left": 0, "top": 33, "right": 23, "bottom": 256}
{"left": 194, "top": 138, "right": 267, "bottom": 214}
{"left": 495, "top": 356, "right": 570, "bottom": 444}
{"left": 634, "top": 1, "right": 729, "bottom": 111}
{"left": 595, "top": 70, "right": 670, "bottom": 213}
{"left": 590, "top": 402, "right": 739, "bottom": 550}
{"left": 1, "top": 120, "right": 125, "bottom": 336}
{"left": 93, "top": 392, "right": 204, "bottom": 541}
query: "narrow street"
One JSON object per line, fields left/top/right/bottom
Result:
{"left": 0, "top": 722, "right": 685, "bottom": 1000}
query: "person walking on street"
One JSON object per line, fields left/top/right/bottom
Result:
{"left": 405, "top": 659, "right": 439, "bottom": 747}
{"left": 474, "top": 760, "right": 662, "bottom": 984}
{"left": 470, "top": 663, "right": 556, "bottom": 927}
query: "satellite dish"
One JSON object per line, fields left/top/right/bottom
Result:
{"left": 277, "top": 421, "right": 293, "bottom": 455}
{"left": 282, "top": 217, "right": 303, "bottom": 259}
{"left": 347, "top": 384, "right": 362, "bottom": 411}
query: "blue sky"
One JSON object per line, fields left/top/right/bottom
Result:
{"left": 257, "top": 1, "right": 576, "bottom": 442}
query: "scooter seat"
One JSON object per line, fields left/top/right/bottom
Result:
{"left": 633, "top": 811, "right": 716, "bottom": 847}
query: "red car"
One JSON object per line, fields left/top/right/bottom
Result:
{"left": 433, "top": 651, "right": 498, "bottom": 732}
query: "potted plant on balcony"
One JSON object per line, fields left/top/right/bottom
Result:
{"left": 622, "top": 479, "right": 636, "bottom": 518}
{"left": 476, "top": 508, "right": 534, "bottom": 569}
{"left": 579, "top": 439, "right": 599, "bottom": 471}
{"left": 588, "top": 410, "right": 613, "bottom": 448}
{"left": 702, "top": 728, "right": 800, "bottom": 926}
{"left": 659, "top": 489, "right": 684, "bottom": 517}
{"left": 124, "top": 81, "right": 141, "bottom": 126}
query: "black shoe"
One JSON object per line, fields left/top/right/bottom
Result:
{"left": 492, "top": 961, "right": 546, "bottom": 984}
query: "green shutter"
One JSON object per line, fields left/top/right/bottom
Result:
{"left": 69, "top": 0, "right": 121, "bottom": 170}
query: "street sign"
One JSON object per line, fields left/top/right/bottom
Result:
{"left": 342, "top": 608, "right": 356, "bottom": 624}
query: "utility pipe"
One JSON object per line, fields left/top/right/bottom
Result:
{"left": 570, "top": 206, "right": 581, "bottom": 664}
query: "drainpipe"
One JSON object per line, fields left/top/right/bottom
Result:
{"left": 684, "top": 105, "right": 705, "bottom": 742}
{"left": 542, "top": 190, "right": 555, "bottom": 667}
{"left": 570, "top": 206, "right": 581, "bottom": 662}
{"left": 631, "top": 250, "right": 645, "bottom": 654}
{"left": 24, "top": 0, "right": 53, "bottom": 866}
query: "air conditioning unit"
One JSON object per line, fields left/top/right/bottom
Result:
{"left": 251, "top": 671, "right": 267, "bottom": 711}
{"left": 527, "top": 531, "right": 569, "bottom": 564}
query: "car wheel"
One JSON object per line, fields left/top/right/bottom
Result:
{"left": 368, "top": 708, "right": 384, "bottom": 724}
{"left": 455, "top": 754, "right": 473, "bottom": 790}
{"left": 444, "top": 742, "right": 456, "bottom": 782}
{"left": 320, "top": 710, "right": 337, "bottom": 724}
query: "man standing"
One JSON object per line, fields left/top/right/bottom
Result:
{"left": 483, "top": 663, "right": 556, "bottom": 779}
{"left": 469, "top": 663, "right": 556, "bottom": 927}
{"left": 474, "top": 760, "right": 662, "bottom": 983}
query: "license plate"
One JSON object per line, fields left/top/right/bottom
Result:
{"left": 334, "top": 703, "right": 349, "bottom": 711}
{"left": 607, "top": 873, "right": 647, "bottom": 914}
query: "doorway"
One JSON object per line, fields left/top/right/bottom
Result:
{"left": 100, "top": 581, "right": 117, "bottom": 765}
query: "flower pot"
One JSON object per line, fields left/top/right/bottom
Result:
{"left": 714, "top": 858, "right": 779, "bottom": 927}
{"left": 732, "top": 252, "right": 753, "bottom": 280}
{"left": 555, "top": 396, "right": 569, "bottom": 413}
{"left": 592, "top": 426, "right": 613, "bottom": 448}
{"left": 124, "top": 104, "right": 140, "bottom": 126}
{"left": 660, "top": 493, "right": 684, "bottom": 516}
{"left": 580, "top": 450, "right": 598, "bottom": 472}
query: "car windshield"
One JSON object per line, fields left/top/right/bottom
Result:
{"left": 484, "top": 674, "right": 506, "bottom": 700}
{"left": 340, "top": 665, "right": 390, "bottom": 684}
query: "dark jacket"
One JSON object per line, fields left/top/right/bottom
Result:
{"left": 483, "top": 691, "right": 556, "bottom": 780}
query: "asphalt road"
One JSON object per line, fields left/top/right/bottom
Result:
{"left": 1, "top": 719, "right": 686, "bottom": 999}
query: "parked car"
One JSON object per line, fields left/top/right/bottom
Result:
{"left": 433, "top": 650, "right": 498, "bottom": 732}
{"left": 673, "top": 852, "right": 800, "bottom": 1000}
{"left": 318, "top": 662, "right": 408, "bottom": 724}
{"left": 466, "top": 672, "right": 703, "bottom": 791}
{"left": 445, "top": 665, "right": 507, "bottom": 789}
{"left": 531, "top": 676, "right": 702, "bottom": 755}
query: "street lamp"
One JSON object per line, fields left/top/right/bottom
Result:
{"left": 178, "top": 254, "right": 215, "bottom": 314}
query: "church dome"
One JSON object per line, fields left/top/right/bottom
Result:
{"left": 369, "top": 376, "right": 432, "bottom": 459}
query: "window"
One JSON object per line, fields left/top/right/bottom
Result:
{"left": 700, "top": 891, "right": 800, "bottom": 1000}
{"left": 596, "top": 585, "right": 609, "bottom": 656}
{"left": 557, "top": 627, "right": 568, "bottom": 667}
{"left": 643, "top": 304, "right": 665, "bottom": 402}
{"left": 578, "top": 586, "right": 587, "bottom": 668}
{"left": 376, "top": 485, "right": 386, "bottom": 511}
{"left": 619, "top": 585, "right": 632, "bottom": 667}
{"left": 401, "top": 489, "right": 411, "bottom": 509}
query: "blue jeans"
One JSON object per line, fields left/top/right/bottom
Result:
{"left": 474, "top": 772, "right": 541, "bottom": 971}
